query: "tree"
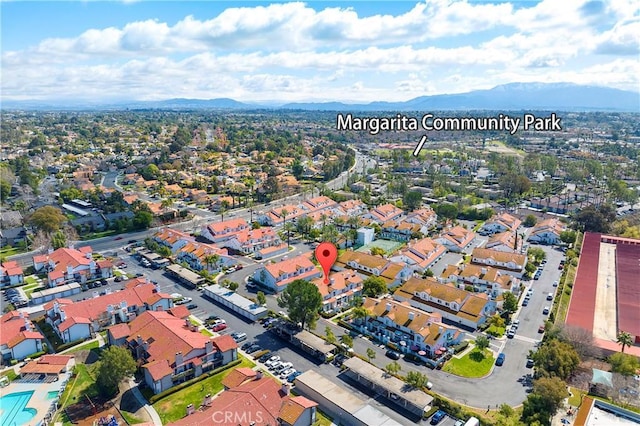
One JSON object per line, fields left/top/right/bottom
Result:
{"left": 384, "top": 361, "right": 401, "bottom": 376}
{"left": 487, "top": 314, "right": 505, "bottom": 329}
{"left": 366, "top": 348, "right": 376, "bottom": 363}
{"left": 533, "top": 340, "right": 580, "bottom": 380}
{"left": 340, "top": 334, "right": 353, "bottom": 350}
{"left": 96, "top": 346, "right": 136, "bottom": 396}
{"left": 403, "top": 190, "right": 423, "bottom": 211}
{"left": 362, "top": 276, "right": 387, "bottom": 297}
{"left": 351, "top": 306, "right": 369, "bottom": 324}
{"left": 502, "top": 292, "right": 518, "bottom": 314}
{"left": 256, "top": 291, "right": 267, "bottom": 306}
{"left": 616, "top": 331, "right": 633, "bottom": 353}
{"left": 522, "top": 377, "right": 569, "bottom": 425}
{"left": 277, "top": 279, "right": 322, "bottom": 330}
{"left": 325, "top": 326, "right": 337, "bottom": 345}
{"left": 475, "top": 336, "right": 490, "bottom": 351}
{"left": 524, "top": 214, "right": 537, "bottom": 227}
{"left": 132, "top": 210, "right": 153, "bottom": 230}
{"left": 609, "top": 353, "right": 640, "bottom": 376}
{"left": 559, "top": 230, "right": 577, "bottom": 245}
{"left": 51, "top": 230, "right": 67, "bottom": 249}
{"left": 28, "top": 206, "right": 66, "bottom": 234}
{"left": 405, "top": 371, "right": 429, "bottom": 389}
{"left": 228, "top": 281, "right": 239, "bottom": 291}
{"left": 573, "top": 204, "right": 616, "bottom": 233}
{"left": 0, "top": 179, "right": 11, "bottom": 203}
{"left": 559, "top": 325, "right": 596, "bottom": 358}
{"left": 434, "top": 203, "right": 458, "bottom": 221}
{"left": 370, "top": 247, "right": 385, "bottom": 256}
{"left": 204, "top": 254, "right": 220, "bottom": 272}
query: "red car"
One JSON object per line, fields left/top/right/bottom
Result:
{"left": 212, "top": 323, "right": 227, "bottom": 332}
{"left": 538, "top": 324, "right": 545, "bottom": 333}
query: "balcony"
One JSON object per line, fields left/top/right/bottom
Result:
{"left": 171, "top": 368, "right": 194, "bottom": 382}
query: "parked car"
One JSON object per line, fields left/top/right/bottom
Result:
{"left": 287, "top": 371, "right": 302, "bottom": 383}
{"left": 543, "top": 306, "right": 550, "bottom": 315}
{"left": 280, "top": 368, "right": 295, "bottom": 379}
{"left": 231, "top": 332, "right": 247, "bottom": 342}
{"left": 495, "top": 353, "right": 506, "bottom": 366}
{"left": 522, "top": 299, "right": 529, "bottom": 307}
{"left": 538, "top": 324, "right": 545, "bottom": 333}
{"left": 507, "top": 330, "right": 515, "bottom": 339}
{"left": 212, "top": 323, "right": 227, "bottom": 332}
{"left": 186, "top": 304, "right": 198, "bottom": 310}
{"left": 553, "top": 280, "right": 558, "bottom": 287}
{"left": 546, "top": 292, "right": 553, "bottom": 301}
{"left": 247, "top": 345, "right": 262, "bottom": 354}
{"left": 241, "top": 342, "right": 253, "bottom": 350}
{"left": 526, "top": 358, "right": 535, "bottom": 368}
{"left": 385, "top": 350, "right": 401, "bottom": 360}
{"left": 264, "top": 356, "right": 280, "bottom": 366}
{"left": 258, "top": 352, "right": 273, "bottom": 363}
{"left": 268, "top": 361, "right": 282, "bottom": 371}
{"left": 430, "top": 410, "right": 446, "bottom": 425}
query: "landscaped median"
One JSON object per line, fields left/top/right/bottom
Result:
{"left": 442, "top": 347, "right": 494, "bottom": 378}
{"left": 150, "top": 355, "right": 256, "bottom": 424}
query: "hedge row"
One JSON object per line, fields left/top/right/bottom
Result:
{"left": 432, "top": 394, "right": 490, "bottom": 426}
{"left": 57, "top": 338, "right": 89, "bottom": 353}
{"left": 148, "top": 359, "right": 242, "bottom": 404}
{"left": 452, "top": 341, "right": 469, "bottom": 354}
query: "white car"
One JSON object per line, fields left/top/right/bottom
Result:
{"left": 264, "top": 355, "right": 280, "bottom": 367}
{"left": 268, "top": 361, "right": 282, "bottom": 371}
{"left": 280, "top": 368, "right": 295, "bottom": 379}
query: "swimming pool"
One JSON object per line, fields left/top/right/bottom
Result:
{"left": 46, "top": 391, "right": 59, "bottom": 400}
{"left": 0, "top": 390, "right": 37, "bottom": 426}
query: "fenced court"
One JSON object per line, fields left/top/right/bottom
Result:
{"left": 357, "top": 239, "right": 405, "bottom": 255}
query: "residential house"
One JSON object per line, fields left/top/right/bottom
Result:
{"left": 175, "top": 241, "right": 236, "bottom": 273}
{"left": 379, "top": 220, "right": 423, "bottom": 242}
{"left": 153, "top": 228, "right": 194, "bottom": 253}
{"left": 33, "top": 247, "right": 113, "bottom": 287}
{"left": 0, "top": 226, "right": 28, "bottom": 247}
{"left": 0, "top": 311, "right": 44, "bottom": 364}
{"left": 471, "top": 248, "right": 528, "bottom": 278}
{"left": 404, "top": 208, "right": 438, "bottom": 229}
{"left": 440, "top": 264, "right": 519, "bottom": 298}
{"left": 302, "top": 196, "right": 338, "bottom": 213}
{"left": 259, "top": 204, "right": 308, "bottom": 227}
{"left": 435, "top": 226, "right": 476, "bottom": 253}
{"left": 112, "top": 310, "right": 238, "bottom": 394}
{"left": 0, "top": 260, "right": 24, "bottom": 286}
{"left": 221, "top": 227, "right": 283, "bottom": 256}
{"left": 353, "top": 298, "right": 462, "bottom": 359}
{"left": 479, "top": 212, "right": 522, "bottom": 235}
{"left": 338, "top": 199, "right": 367, "bottom": 216}
{"left": 334, "top": 251, "right": 412, "bottom": 288}
{"left": 363, "top": 203, "right": 404, "bottom": 224}
{"left": 168, "top": 372, "right": 318, "bottom": 426}
{"left": 44, "top": 279, "right": 173, "bottom": 343}
{"left": 200, "top": 218, "right": 250, "bottom": 243}
{"left": 390, "top": 238, "right": 446, "bottom": 273}
{"left": 393, "top": 277, "right": 496, "bottom": 330}
{"left": 528, "top": 218, "right": 566, "bottom": 245}
{"left": 311, "top": 270, "right": 363, "bottom": 313}
{"left": 485, "top": 231, "right": 524, "bottom": 253}
{"left": 253, "top": 254, "right": 322, "bottom": 292}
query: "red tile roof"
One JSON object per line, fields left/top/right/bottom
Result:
{"left": 211, "top": 335, "right": 237, "bottom": 353}
{"left": 167, "top": 305, "right": 190, "bottom": 319}
{"left": 58, "top": 316, "right": 91, "bottom": 332}
{"left": 108, "top": 323, "right": 131, "bottom": 340}
{"left": 221, "top": 367, "right": 257, "bottom": 389}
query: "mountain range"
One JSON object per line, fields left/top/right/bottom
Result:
{"left": 3, "top": 83, "right": 639, "bottom": 112}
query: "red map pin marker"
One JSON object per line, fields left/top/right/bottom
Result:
{"left": 315, "top": 242, "right": 338, "bottom": 285}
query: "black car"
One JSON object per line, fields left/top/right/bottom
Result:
{"left": 241, "top": 342, "right": 253, "bottom": 351}
{"left": 186, "top": 304, "right": 198, "bottom": 309}
{"left": 385, "top": 350, "right": 401, "bottom": 360}
{"left": 259, "top": 352, "right": 273, "bottom": 363}
{"left": 247, "top": 345, "right": 262, "bottom": 354}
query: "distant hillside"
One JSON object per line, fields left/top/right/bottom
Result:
{"left": 3, "top": 83, "right": 639, "bottom": 111}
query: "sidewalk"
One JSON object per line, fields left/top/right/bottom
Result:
{"left": 125, "top": 378, "right": 163, "bottom": 426}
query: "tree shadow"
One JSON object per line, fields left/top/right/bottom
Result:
{"left": 469, "top": 350, "right": 485, "bottom": 362}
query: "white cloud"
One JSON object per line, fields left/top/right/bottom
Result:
{"left": 1, "top": 0, "right": 638, "bottom": 102}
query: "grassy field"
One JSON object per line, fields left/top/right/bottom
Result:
{"left": 152, "top": 356, "right": 256, "bottom": 424}
{"left": 314, "top": 409, "right": 333, "bottom": 426}
{"left": 555, "top": 263, "right": 576, "bottom": 324}
{"left": 120, "top": 411, "right": 145, "bottom": 424}
{"left": 25, "top": 276, "right": 39, "bottom": 285}
{"left": 67, "top": 340, "right": 100, "bottom": 353}
{"left": 442, "top": 348, "right": 494, "bottom": 378}
{"left": 55, "top": 364, "right": 100, "bottom": 425}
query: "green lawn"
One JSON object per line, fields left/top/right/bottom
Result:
{"left": 486, "top": 325, "right": 505, "bottom": 337}
{"left": 120, "top": 411, "right": 145, "bottom": 424}
{"left": 55, "top": 364, "right": 100, "bottom": 425}
{"left": 314, "top": 409, "right": 333, "bottom": 426}
{"left": 25, "top": 276, "right": 39, "bottom": 285}
{"left": 568, "top": 387, "right": 587, "bottom": 407}
{"left": 68, "top": 340, "right": 100, "bottom": 353}
{"left": 1, "top": 369, "right": 18, "bottom": 382}
{"left": 442, "top": 348, "right": 494, "bottom": 378}
{"left": 0, "top": 246, "right": 25, "bottom": 257}
{"left": 152, "top": 356, "right": 256, "bottom": 424}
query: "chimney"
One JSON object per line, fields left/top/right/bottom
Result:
{"left": 329, "top": 278, "right": 335, "bottom": 286}
{"left": 438, "top": 326, "right": 443, "bottom": 335}
{"left": 385, "top": 303, "right": 392, "bottom": 312}
{"left": 408, "top": 312, "right": 415, "bottom": 321}
{"left": 24, "top": 319, "right": 31, "bottom": 331}
{"left": 281, "top": 383, "right": 290, "bottom": 396}
{"left": 205, "top": 340, "right": 213, "bottom": 354}
{"left": 256, "top": 370, "right": 263, "bottom": 380}
{"left": 175, "top": 352, "right": 183, "bottom": 366}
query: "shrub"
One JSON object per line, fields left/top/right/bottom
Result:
{"left": 252, "top": 350, "right": 270, "bottom": 360}
{"left": 57, "top": 338, "right": 89, "bottom": 352}
{"left": 452, "top": 341, "right": 469, "bottom": 354}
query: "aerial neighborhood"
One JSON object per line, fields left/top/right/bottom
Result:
{"left": 1, "top": 106, "right": 640, "bottom": 426}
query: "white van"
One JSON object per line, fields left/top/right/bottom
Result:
{"left": 464, "top": 417, "right": 480, "bottom": 426}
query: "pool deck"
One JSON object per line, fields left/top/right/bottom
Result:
{"left": 2, "top": 372, "right": 70, "bottom": 426}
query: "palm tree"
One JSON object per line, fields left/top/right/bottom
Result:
{"left": 351, "top": 306, "right": 369, "bottom": 326}
{"left": 281, "top": 208, "right": 289, "bottom": 247}
{"left": 320, "top": 213, "right": 328, "bottom": 232}
{"left": 204, "top": 253, "right": 220, "bottom": 273}
{"left": 219, "top": 199, "right": 231, "bottom": 222}
{"left": 617, "top": 331, "right": 633, "bottom": 353}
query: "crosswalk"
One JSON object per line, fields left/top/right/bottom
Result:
{"left": 513, "top": 335, "right": 541, "bottom": 344}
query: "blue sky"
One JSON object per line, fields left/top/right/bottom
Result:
{"left": 2, "top": 0, "right": 638, "bottom": 102}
